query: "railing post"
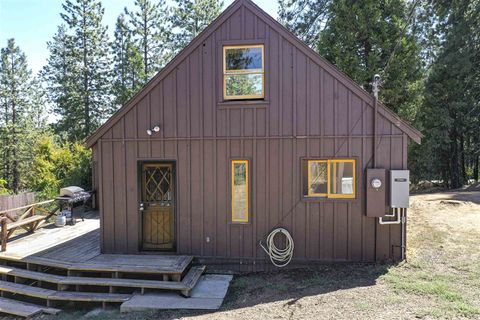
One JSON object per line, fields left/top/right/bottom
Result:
{"left": 1, "top": 217, "right": 8, "bottom": 252}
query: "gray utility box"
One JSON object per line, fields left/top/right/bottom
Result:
{"left": 390, "top": 170, "right": 410, "bottom": 208}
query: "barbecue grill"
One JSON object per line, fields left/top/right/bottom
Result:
{"left": 55, "top": 186, "right": 90, "bottom": 225}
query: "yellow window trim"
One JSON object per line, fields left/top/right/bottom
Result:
{"left": 223, "top": 45, "right": 265, "bottom": 100}
{"left": 231, "top": 160, "right": 249, "bottom": 223}
{"left": 306, "top": 159, "right": 356, "bottom": 199}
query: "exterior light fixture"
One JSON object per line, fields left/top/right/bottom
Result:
{"left": 146, "top": 125, "right": 160, "bottom": 136}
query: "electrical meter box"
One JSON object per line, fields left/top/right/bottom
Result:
{"left": 366, "top": 169, "right": 386, "bottom": 217}
{"left": 390, "top": 170, "right": 410, "bottom": 208}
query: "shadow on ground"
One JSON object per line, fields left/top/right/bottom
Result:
{"left": 130, "top": 262, "right": 392, "bottom": 320}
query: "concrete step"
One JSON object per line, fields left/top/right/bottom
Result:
{"left": 120, "top": 274, "right": 233, "bottom": 312}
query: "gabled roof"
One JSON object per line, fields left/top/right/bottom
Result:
{"left": 86, "top": 0, "right": 422, "bottom": 147}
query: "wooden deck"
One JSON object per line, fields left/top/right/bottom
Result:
{"left": 0, "top": 212, "right": 193, "bottom": 276}
{"left": 0, "top": 211, "right": 202, "bottom": 316}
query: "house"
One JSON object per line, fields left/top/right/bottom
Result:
{"left": 86, "top": 0, "right": 422, "bottom": 271}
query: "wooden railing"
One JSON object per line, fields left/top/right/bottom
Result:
{"left": 0, "top": 199, "right": 58, "bottom": 251}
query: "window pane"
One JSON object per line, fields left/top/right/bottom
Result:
{"left": 232, "top": 161, "right": 248, "bottom": 222}
{"left": 308, "top": 161, "right": 328, "bottom": 196}
{"left": 330, "top": 161, "right": 355, "bottom": 195}
{"left": 225, "top": 74, "right": 263, "bottom": 98}
{"left": 225, "top": 47, "right": 262, "bottom": 71}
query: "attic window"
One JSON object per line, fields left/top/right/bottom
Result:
{"left": 223, "top": 45, "right": 264, "bottom": 100}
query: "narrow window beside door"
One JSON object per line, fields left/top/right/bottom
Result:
{"left": 231, "top": 160, "right": 249, "bottom": 223}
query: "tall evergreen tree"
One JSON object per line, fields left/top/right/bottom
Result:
{"left": 0, "top": 39, "right": 31, "bottom": 193}
{"left": 411, "top": 0, "right": 480, "bottom": 187}
{"left": 317, "top": 0, "right": 424, "bottom": 116}
{"left": 125, "top": 0, "right": 170, "bottom": 81}
{"left": 278, "top": 0, "right": 330, "bottom": 46}
{"left": 43, "top": 0, "right": 112, "bottom": 141}
{"left": 111, "top": 14, "right": 145, "bottom": 107}
{"left": 42, "top": 25, "right": 77, "bottom": 134}
{"left": 170, "top": 0, "right": 223, "bottom": 53}
{"left": 0, "top": 39, "right": 47, "bottom": 193}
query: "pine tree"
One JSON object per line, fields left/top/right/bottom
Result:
{"left": 42, "top": 25, "right": 78, "bottom": 135}
{"left": 0, "top": 39, "right": 47, "bottom": 193}
{"left": 278, "top": 0, "right": 330, "bottom": 46}
{"left": 170, "top": 0, "right": 223, "bottom": 53}
{"left": 125, "top": 0, "right": 170, "bottom": 81}
{"left": 411, "top": 0, "right": 480, "bottom": 187}
{"left": 43, "top": 0, "right": 112, "bottom": 141}
{"left": 317, "top": 0, "right": 423, "bottom": 116}
{"left": 111, "top": 14, "right": 145, "bottom": 107}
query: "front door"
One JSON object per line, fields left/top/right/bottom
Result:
{"left": 140, "top": 163, "right": 175, "bottom": 250}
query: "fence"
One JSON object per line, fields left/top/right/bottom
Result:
{"left": 0, "top": 192, "right": 35, "bottom": 219}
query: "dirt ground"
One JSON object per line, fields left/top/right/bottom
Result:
{"left": 36, "top": 190, "right": 480, "bottom": 320}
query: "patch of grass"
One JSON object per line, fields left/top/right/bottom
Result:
{"left": 382, "top": 268, "right": 480, "bottom": 318}
{"left": 383, "top": 269, "right": 463, "bottom": 302}
{"left": 265, "top": 282, "right": 288, "bottom": 292}
{"left": 230, "top": 276, "right": 250, "bottom": 290}
{"left": 354, "top": 301, "right": 372, "bottom": 311}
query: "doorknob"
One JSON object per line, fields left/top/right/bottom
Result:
{"left": 139, "top": 203, "right": 144, "bottom": 211}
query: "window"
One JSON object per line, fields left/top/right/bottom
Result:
{"left": 223, "top": 45, "right": 264, "bottom": 100}
{"left": 231, "top": 160, "right": 249, "bottom": 223}
{"left": 303, "top": 159, "right": 356, "bottom": 199}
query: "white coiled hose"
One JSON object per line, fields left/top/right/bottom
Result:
{"left": 260, "top": 228, "right": 294, "bottom": 267}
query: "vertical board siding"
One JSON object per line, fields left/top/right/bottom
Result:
{"left": 95, "top": 3, "right": 407, "bottom": 263}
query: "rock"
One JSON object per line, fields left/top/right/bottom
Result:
{"left": 83, "top": 308, "right": 104, "bottom": 318}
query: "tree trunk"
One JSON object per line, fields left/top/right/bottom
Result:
{"left": 83, "top": 6, "right": 90, "bottom": 138}
{"left": 10, "top": 55, "right": 18, "bottom": 194}
{"left": 474, "top": 155, "right": 479, "bottom": 182}
{"left": 143, "top": 15, "right": 148, "bottom": 77}
{"left": 449, "top": 129, "right": 462, "bottom": 189}
{"left": 460, "top": 133, "right": 466, "bottom": 183}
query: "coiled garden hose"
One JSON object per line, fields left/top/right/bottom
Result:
{"left": 259, "top": 228, "right": 294, "bottom": 267}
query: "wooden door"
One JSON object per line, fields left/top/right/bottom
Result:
{"left": 141, "top": 163, "right": 175, "bottom": 250}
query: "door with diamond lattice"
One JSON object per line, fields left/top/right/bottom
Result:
{"left": 140, "top": 163, "right": 175, "bottom": 250}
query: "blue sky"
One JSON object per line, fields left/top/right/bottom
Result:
{"left": 0, "top": 0, "right": 278, "bottom": 75}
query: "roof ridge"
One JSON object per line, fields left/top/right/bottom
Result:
{"left": 86, "top": 0, "right": 422, "bottom": 147}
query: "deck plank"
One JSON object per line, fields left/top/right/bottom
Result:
{"left": 0, "top": 215, "right": 99, "bottom": 261}
{"left": 0, "top": 212, "right": 194, "bottom": 277}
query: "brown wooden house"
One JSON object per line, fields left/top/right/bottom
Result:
{"left": 86, "top": 0, "right": 422, "bottom": 270}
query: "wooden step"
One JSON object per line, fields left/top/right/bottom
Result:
{"left": 23, "top": 254, "right": 194, "bottom": 275}
{"left": 0, "top": 281, "right": 131, "bottom": 303}
{"left": 0, "top": 297, "right": 60, "bottom": 318}
{"left": 0, "top": 266, "right": 63, "bottom": 283}
{"left": 0, "top": 265, "right": 205, "bottom": 293}
{"left": 0, "top": 296, "right": 42, "bottom": 318}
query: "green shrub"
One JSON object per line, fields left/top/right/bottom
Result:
{"left": 27, "top": 134, "right": 91, "bottom": 200}
{"left": 0, "top": 179, "right": 10, "bottom": 195}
